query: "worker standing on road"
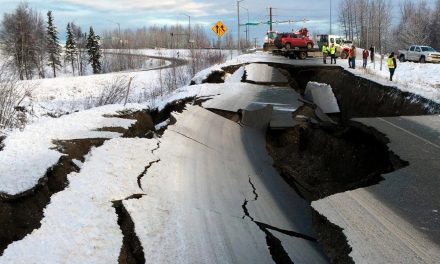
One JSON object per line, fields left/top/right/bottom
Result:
{"left": 369, "top": 45, "right": 375, "bottom": 62}
{"left": 348, "top": 48, "right": 353, "bottom": 68}
{"left": 362, "top": 48, "right": 369, "bottom": 68}
{"left": 322, "top": 44, "right": 328, "bottom": 64}
{"left": 330, "top": 44, "right": 336, "bottom": 64}
{"left": 387, "top": 52, "right": 397, "bottom": 81}
{"left": 351, "top": 46, "right": 357, "bottom": 69}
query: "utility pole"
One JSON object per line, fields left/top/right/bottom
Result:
{"left": 240, "top": 6, "right": 249, "bottom": 48}
{"left": 330, "top": 0, "right": 332, "bottom": 34}
{"left": 182, "top": 13, "right": 191, "bottom": 48}
{"left": 254, "top": 37, "right": 257, "bottom": 49}
{"left": 269, "top": 7, "right": 273, "bottom": 31}
{"left": 237, "top": 0, "right": 244, "bottom": 52}
{"left": 107, "top": 20, "right": 121, "bottom": 47}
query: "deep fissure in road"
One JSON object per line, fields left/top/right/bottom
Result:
{"left": 137, "top": 159, "right": 160, "bottom": 190}
{"left": 0, "top": 138, "right": 106, "bottom": 255}
{"left": 241, "top": 177, "right": 294, "bottom": 264}
{"left": 0, "top": 102, "right": 189, "bottom": 256}
{"left": 112, "top": 199, "right": 145, "bottom": 264}
{"left": 199, "top": 63, "right": 435, "bottom": 263}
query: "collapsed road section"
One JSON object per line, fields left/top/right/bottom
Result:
{"left": 1, "top": 57, "right": 439, "bottom": 263}
{"left": 195, "top": 61, "right": 440, "bottom": 263}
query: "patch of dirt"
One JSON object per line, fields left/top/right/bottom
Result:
{"left": 0, "top": 135, "right": 5, "bottom": 151}
{"left": 0, "top": 138, "right": 106, "bottom": 255}
{"left": 222, "top": 64, "right": 243, "bottom": 74}
{"left": 202, "top": 70, "right": 226, "bottom": 84}
{"left": 122, "top": 111, "right": 154, "bottom": 138}
{"left": 96, "top": 127, "right": 129, "bottom": 134}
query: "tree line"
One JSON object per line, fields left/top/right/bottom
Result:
{"left": 339, "top": 0, "right": 440, "bottom": 52}
{"left": 0, "top": 3, "right": 102, "bottom": 80}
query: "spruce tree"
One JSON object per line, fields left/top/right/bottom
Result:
{"left": 86, "top": 27, "right": 102, "bottom": 74}
{"left": 65, "top": 22, "right": 77, "bottom": 76}
{"left": 46, "top": 11, "right": 62, "bottom": 78}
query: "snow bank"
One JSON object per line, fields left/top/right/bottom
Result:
{"left": 0, "top": 103, "right": 145, "bottom": 196}
{"left": 338, "top": 56, "right": 440, "bottom": 103}
{"left": 0, "top": 138, "right": 158, "bottom": 264}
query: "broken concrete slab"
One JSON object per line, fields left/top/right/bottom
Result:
{"left": 136, "top": 106, "right": 327, "bottom": 262}
{"left": 124, "top": 196, "right": 273, "bottom": 264}
{"left": 202, "top": 83, "right": 303, "bottom": 128}
{"left": 244, "top": 63, "right": 289, "bottom": 85}
{"left": 304, "top": 82, "right": 340, "bottom": 114}
{"left": 312, "top": 115, "right": 440, "bottom": 263}
{"left": 241, "top": 105, "right": 273, "bottom": 131}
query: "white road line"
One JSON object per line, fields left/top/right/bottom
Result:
{"left": 378, "top": 117, "right": 440, "bottom": 150}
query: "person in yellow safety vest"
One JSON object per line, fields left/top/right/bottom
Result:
{"left": 387, "top": 52, "right": 397, "bottom": 81}
{"left": 322, "top": 44, "right": 328, "bottom": 64}
{"left": 330, "top": 44, "right": 336, "bottom": 64}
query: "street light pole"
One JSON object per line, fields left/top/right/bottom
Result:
{"left": 107, "top": 19, "right": 121, "bottom": 47}
{"left": 330, "top": 0, "right": 332, "bottom": 34}
{"left": 237, "top": 0, "right": 244, "bottom": 52}
{"left": 182, "top": 13, "right": 191, "bottom": 47}
{"left": 240, "top": 6, "right": 249, "bottom": 49}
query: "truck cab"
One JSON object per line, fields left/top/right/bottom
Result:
{"left": 317, "top": 34, "right": 352, "bottom": 59}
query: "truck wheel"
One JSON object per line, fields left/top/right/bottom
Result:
{"left": 285, "top": 43, "right": 291, "bottom": 50}
{"left": 340, "top": 51, "right": 348, "bottom": 59}
{"left": 307, "top": 43, "right": 313, "bottom": 49}
{"left": 298, "top": 52, "right": 307, "bottom": 60}
{"left": 399, "top": 55, "right": 406, "bottom": 62}
{"left": 420, "top": 56, "right": 426, "bottom": 63}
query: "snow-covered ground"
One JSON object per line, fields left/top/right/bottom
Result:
{"left": 336, "top": 52, "right": 440, "bottom": 103}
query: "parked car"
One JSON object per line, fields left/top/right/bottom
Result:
{"left": 274, "top": 32, "right": 314, "bottom": 50}
{"left": 398, "top": 45, "right": 440, "bottom": 63}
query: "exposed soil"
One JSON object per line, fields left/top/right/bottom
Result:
{"left": 312, "top": 210, "right": 354, "bottom": 264}
{"left": 0, "top": 135, "right": 5, "bottom": 151}
{"left": 122, "top": 111, "right": 154, "bottom": 138}
{"left": 267, "top": 64, "right": 440, "bottom": 120}
{"left": 222, "top": 64, "right": 244, "bottom": 75}
{"left": 0, "top": 138, "right": 106, "bottom": 255}
{"left": 266, "top": 121, "right": 407, "bottom": 201}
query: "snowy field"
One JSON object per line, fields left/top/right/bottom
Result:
{"left": 336, "top": 52, "right": 440, "bottom": 103}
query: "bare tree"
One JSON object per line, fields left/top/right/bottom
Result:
{"left": 396, "top": 0, "right": 431, "bottom": 47}
{"left": 0, "top": 3, "right": 45, "bottom": 80}
{"left": 0, "top": 65, "right": 27, "bottom": 129}
{"left": 429, "top": 0, "right": 440, "bottom": 50}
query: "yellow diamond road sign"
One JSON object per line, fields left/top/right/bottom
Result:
{"left": 212, "top": 21, "right": 227, "bottom": 38}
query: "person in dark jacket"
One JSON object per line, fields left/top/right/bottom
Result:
{"left": 387, "top": 52, "right": 397, "bottom": 81}
{"left": 362, "top": 48, "right": 369, "bottom": 68}
{"left": 351, "top": 46, "right": 356, "bottom": 69}
{"left": 369, "top": 45, "right": 374, "bottom": 62}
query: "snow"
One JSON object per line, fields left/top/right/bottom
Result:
{"left": 337, "top": 54, "right": 440, "bottom": 103}
{"left": 0, "top": 104, "right": 144, "bottom": 196}
{"left": 0, "top": 138, "right": 158, "bottom": 264}
{"left": 1, "top": 49, "right": 439, "bottom": 262}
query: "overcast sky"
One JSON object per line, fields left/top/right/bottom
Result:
{"left": 0, "top": 0, "right": 438, "bottom": 43}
